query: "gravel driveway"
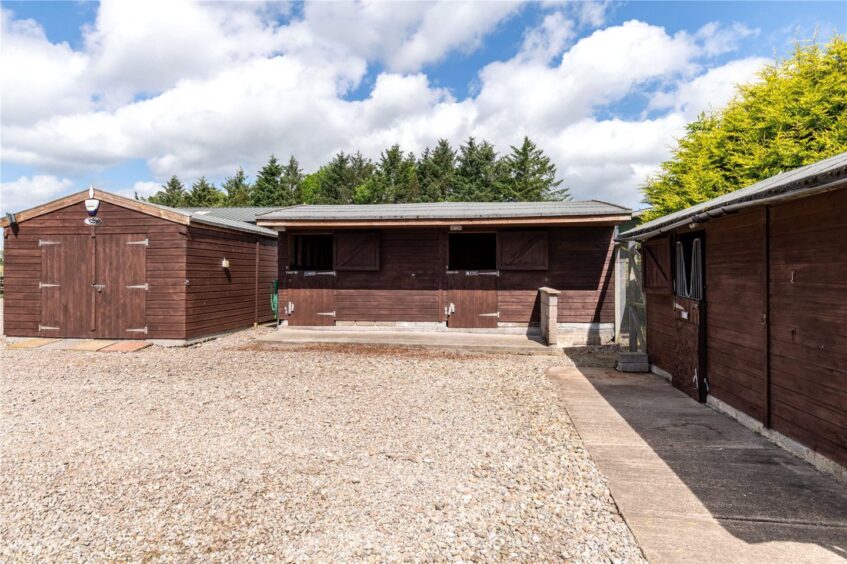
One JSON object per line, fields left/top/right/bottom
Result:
{"left": 1, "top": 328, "right": 643, "bottom": 562}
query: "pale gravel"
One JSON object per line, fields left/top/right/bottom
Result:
{"left": 1, "top": 326, "right": 643, "bottom": 562}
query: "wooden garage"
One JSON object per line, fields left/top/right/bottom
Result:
{"left": 619, "top": 151, "right": 847, "bottom": 471}
{"left": 2, "top": 189, "right": 278, "bottom": 342}
{"left": 256, "top": 201, "right": 630, "bottom": 343}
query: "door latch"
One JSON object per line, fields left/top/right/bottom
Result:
{"left": 91, "top": 283, "right": 105, "bottom": 292}
{"left": 444, "top": 302, "right": 456, "bottom": 316}
{"left": 284, "top": 301, "right": 294, "bottom": 315}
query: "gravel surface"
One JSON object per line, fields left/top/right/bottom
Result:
{"left": 1, "top": 326, "right": 643, "bottom": 562}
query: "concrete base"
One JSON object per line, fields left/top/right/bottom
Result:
{"left": 548, "top": 367, "right": 847, "bottom": 564}
{"left": 260, "top": 328, "right": 558, "bottom": 355}
{"left": 616, "top": 351, "right": 649, "bottom": 372}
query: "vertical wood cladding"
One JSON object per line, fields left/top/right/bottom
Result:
{"left": 185, "top": 226, "right": 277, "bottom": 339}
{"left": 3, "top": 201, "right": 187, "bottom": 340}
{"left": 643, "top": 188, "right": 847, "bottom": 467}
{"left": 768, "top": 189, "right": 847, "bottom": 467}
{"left": 277, "top": 226, "right": 616, "bottom": 325}
{"left": 705, "top": 209, "right": 767, "bottom": 422}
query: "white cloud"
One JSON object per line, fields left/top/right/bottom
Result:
{"left": 649, "top": 57, "right": 769, "bottom": 118}
{"left": 114, "top": 180, "right": 161, "bottom": 201}
{"left": 0, "top": 175, "right": 75, "bottom": 214}
{"left": 0, "top": 2, "right": 767, "bottom": 210}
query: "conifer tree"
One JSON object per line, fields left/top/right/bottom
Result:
{"left": 280, "top": 156, "right": 304, "bottom": 206}
{"left": 147, "top": 175, "right": 188, "bottom": 207}
{"left": 251, "top": 155, "right": 284, "bottom": 206}
{"left": 314, "top": 152, "right": 354, "bottom": 204}
{"left": 499, "top": 136, "right": 568, "bottom": 201}
{"left": 454, "top": 137, "right": 501, "bottom": 201}
{"left": 419, "top": 139, "right": 456, "bottom": 202}
{"left": 642, "top": 36, "right": 847, "bottom": 221}
{"left": 186, "top": 176, "right": 223, "bottom": 207}
{"left": 222, "top": 167, "right": 252, "bottom": 206}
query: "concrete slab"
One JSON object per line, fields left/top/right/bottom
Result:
{"left": 100, "top": 341, "right": 151, "bottom": 353}
{"left": 5, "top": 338, "right": 61, "bottom": 350}
{"left": 66, "top": 340, "right": 119, "bottom": 352}
{"left": 548, "top": 366, "right": 847, "bottom": 564}
{"left": 259, "top": 328, "right": 557, "bottom": 355}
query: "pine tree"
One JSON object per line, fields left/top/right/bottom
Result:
{"left": 280, "top": 156, "right": 303, "bottom": 206}
{"left": 642, "top": 36, "right": 847, "bottom": 221}
{"left": 147, "top": 175, "right": 188, "bottom": 207}
{"left": 454, "top": 137, "right": 501, "bottom": 201}
{"left": 222, "top": 167, "right": 252, "bottom": 206}
{"left": 251, "top": 155, "right": 284, "bottom": 206}
{"left": 314, "top": 152, "right": 353, "bottom": 204}
{"left": 499, "top": 136, "right": 568, "bottom": 201}
{"left": 419, "top": 139, "right": 456, "bottom": 202}
{"left": 355, "top": 145, "right": 419, "bottom": 203}
{"left": 185, "top": 176, "right": 223, "bottom": 207}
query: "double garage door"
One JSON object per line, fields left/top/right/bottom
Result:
{"left": 39, "top": 234, "right": 147, "bottom": 338}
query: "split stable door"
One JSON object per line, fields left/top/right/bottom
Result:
{"left": 39, "top": 233, "right": 147, "bottom": 338}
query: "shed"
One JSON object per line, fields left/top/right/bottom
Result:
{"left": 619, "top": 151, "right": 847, "bottom": 472}
{"left": 256, "top": 201, "right": 630, "bottom": 344}
{"left": 2, "top": 190, "right": 278, "bottom": 343}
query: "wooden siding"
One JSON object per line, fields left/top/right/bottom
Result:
{"left": 277, "top": 226, "right": 616, "bottom": 325}
{"left": 3, "top": 201, "right": 187, "bottom": 340}
{"left": 705, "top": 209, "right": 767, "bottom": 422}
{"left": 185, "top": 226, "right": 277, "bottom": 339}
{"left": 768, "top": 189, "right": 847, "bottom": 467}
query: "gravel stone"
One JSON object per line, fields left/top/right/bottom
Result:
{"left": 1, "top": 326, "right": 643, "bottom": 562}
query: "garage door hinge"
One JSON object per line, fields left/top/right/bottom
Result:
{"left": 38, "top": 324, "right": 59, "bottom": 331}
{"left": 127, "top": 239, "right": 149, "bottom": 246}
{"left": 38, "top": 282, "right": 60, "bottom": 289}
{"left": 38, "top": 239, "right": 61, "bottom": 246}
{"left": 126, "top": 283, "right": 149, "bottom": 290}
{"left": 126, "top": 327, "right": 148, "bottom": 334}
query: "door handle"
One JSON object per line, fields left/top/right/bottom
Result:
{"left": 91, "top": 283, "right": 105, "bottom": 293}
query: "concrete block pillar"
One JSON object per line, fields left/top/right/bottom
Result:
{"left": 539, "top": 287, "right": 561, "bottom": 346}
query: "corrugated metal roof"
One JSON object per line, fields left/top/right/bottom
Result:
{"left": 619, "top": 151, "right": 847, "bottom": 241}
{"left": 144, "top": 203, "right": 278, "bottom": 237}
{"left": 256, "top": 200, "right": 630, "bottom": 221}
{"left": 181, "top": 207, "right": 279, "bottom": 224}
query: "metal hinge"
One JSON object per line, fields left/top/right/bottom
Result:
{"left": 479, "top": 311, "right": 500, "bottom": 318}
{"left": 38, "top": 282, "right": 60, "bottom": 289}
{"left": 38, "top": 239, "right": 61, "bottom": 246}
{"left": 126, "top": 327, "right": 148, "bottom": 334}
{"left": 127, "top": 239, "right": 149, "bottom": 246}
{"left": 126, "top": 283, "right": 149, "bottom": 290}
{"left": 38, "top": 324, "right": 60, "bottom": 331}
{"left": 304, "top": 271, "right": 336, "bottom": 277}
{"left": 316, "top": 311, "right": 336, "bottom": 317}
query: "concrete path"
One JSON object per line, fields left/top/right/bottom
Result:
{"left": 4, "top": 338, "right": 150, "bottom": 353}
{"left": 259, "top": 328, "right": 557, "bottom": 355}
{"left": 548, "top": 366, "right": 847, "bottom": 564}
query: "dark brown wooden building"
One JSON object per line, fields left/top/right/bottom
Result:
{"left": 619, "top": 151, "right": 847, "bottom": 473}
{"left": 256, "top": 201, "right": 630, "bottom": 344}
{"left": 2, "top": 190, "right": 278, "bottom": 342}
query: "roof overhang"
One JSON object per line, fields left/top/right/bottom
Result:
{"left": 257, "top": 215, "right": 631, "bottom": 229}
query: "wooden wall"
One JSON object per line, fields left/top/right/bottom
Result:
{"left": 278, "top": 226, "right": 616, "bottom": 325}
{"left": 185, "top": 226, "right": 278, "bottom": 339}
{"left": 643, "top": 236, "right": 675, "bottom": 372}
{"left": 768, "top": 189, "right": 847, "bottom": 467}
{"left": 706, "top": 209, "right": 767, "bottom": 422}
{"left": 3, "top": 201, "right": 187, "bottom": 340}
{"left": 643, "top": 188, "right": 847, "bottom": 468}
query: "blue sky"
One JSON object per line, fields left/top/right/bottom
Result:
{"left": 1, "top": 1, "right": 844, "bottom": 215}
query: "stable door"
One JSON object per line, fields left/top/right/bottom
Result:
{"left": 284, "top": 270, "right": 336, "bottom": 326}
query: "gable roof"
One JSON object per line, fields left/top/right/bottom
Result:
{"left": 257, "top": 200, "right": 631, "bottom": 227}
{"left": 1, "top": 189, "right": 277, "bottom": 237}
{"left": 619, "top": 151, "right": 847, "bottom": 241}
{"left": 180, "top": 207, "right": 279, "bottom": 224}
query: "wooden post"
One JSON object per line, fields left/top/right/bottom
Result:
{"left": 539, "top": 287, "right": 560, "bottom": 346}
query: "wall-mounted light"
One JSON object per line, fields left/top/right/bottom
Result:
{"left": 688, "top": 222, "right": 698, "bottom": 230}
{"left": 221, "top": 258, "right": 230, "bottom": 269}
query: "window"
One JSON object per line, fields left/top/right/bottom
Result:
{"left": 674, "top": 233, "right": 703, "bottom": 300}
{"left": 448, "top": 233, "right": 497, "bottom": 270}
{"left": 290, "top": 234, "right": 333, "bottom": 270}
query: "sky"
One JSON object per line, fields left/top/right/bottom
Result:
{"left": 1, "top": 0, "right": 844, "bottom": 216}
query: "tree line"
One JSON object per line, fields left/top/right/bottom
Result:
{"left": 143, "top": 136, "right": 569, "bottom": 208}
{"left": 641, "top": 36, "right": 846, "bottom": 221}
